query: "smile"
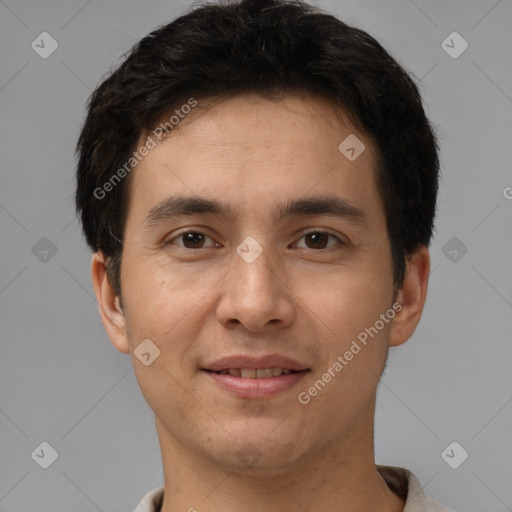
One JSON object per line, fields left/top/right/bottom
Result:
{"left": 203, "top": 368, "right": 309, "bottom": 398}
{"left": 210, "top": 368, "right": 298, "bottom": 378}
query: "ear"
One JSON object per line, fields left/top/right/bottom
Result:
{"left": 91, "top": 251, "right": 130, "bottom": 354}
{"left": 389, "top": 245, "right": 430, "bottom": 347}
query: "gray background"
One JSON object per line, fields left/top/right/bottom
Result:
{"left": 1, "top": 0, "right": 511, "bottom": 511}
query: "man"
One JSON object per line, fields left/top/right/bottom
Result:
{"left": 75, "top": 0, "right": 454, "bottom": 510}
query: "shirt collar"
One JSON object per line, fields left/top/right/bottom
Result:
{"left": 134, "top": 465, "right": 453, "bottom": 512}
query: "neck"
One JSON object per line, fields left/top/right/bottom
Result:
{"left": 155, "top": 409, "right": 405, "bottom": 512}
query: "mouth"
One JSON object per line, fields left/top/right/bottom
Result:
{"left": 202, "top": 355, "right": 310, "bottom": 398}
{"left": 206, "top": 368, "right": 301, "bottom": 378}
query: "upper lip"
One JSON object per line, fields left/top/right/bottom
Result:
{"left": 203, "top": 354, "right": 309, "bottom": 372}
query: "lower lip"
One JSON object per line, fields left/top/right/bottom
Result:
{"left": 203, "top": 370, "right": 309, "bottom": 398}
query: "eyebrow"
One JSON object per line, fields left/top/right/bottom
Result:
{"left": 143, "top": 194, "right": 368, "bottom": 228}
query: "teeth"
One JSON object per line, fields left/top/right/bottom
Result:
{"left": 256, "top": 368, "right": 272, "bottom": 379}
{"left": 216, "top": 368, "right": 296, "bottom": 378}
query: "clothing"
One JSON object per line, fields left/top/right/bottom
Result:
{"left": 133, "top": 465, "right": 455, "bottom": 512}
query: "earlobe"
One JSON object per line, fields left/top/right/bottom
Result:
{"left": 90, "top": 251, "right": 131, "bottom": 354}
{"left": 389, "top": 246, "right": 430, "bottom": 348}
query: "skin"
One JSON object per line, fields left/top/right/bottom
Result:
{"left": 91, "top": 92, "right": 430, "bottom": 512}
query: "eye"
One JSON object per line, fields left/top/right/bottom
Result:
{"left": 163, "top": 229, "right": 345, "bottom": 251}
{"left": 164, "top": 230, "right": 218, "bottom": 249}
{"left": 293, "top": 230, "right": 343, "bottom": 250}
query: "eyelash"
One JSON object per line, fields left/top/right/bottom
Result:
{"left": 163, "top": 229, "right": 345, "bottom": 251}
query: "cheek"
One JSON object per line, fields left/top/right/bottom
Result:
{"left": 122, "top": 259, "right": 218, "bottom": 362}
{"left": 123, "top": 256, "right": 198, "bottom": 321}
{"left": 304, "top": 276, "right": 392, "bottom": 417}
{"left": 299, "top": 266, "right": 393, "bottom": 410}
{"left": 302, "top": 262, "right": 391, "bottom": 342}
{"left": 122, "top": 266, "right": 207, "bottom": 409}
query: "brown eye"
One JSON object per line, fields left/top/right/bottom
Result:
{"left": 165, "top": 231, "right": 217, "bottom": 249}
{"left": 181, "top": 232, "right": 206, "bottom": 248}
{"left": 294, "top": 231, "right": 342, "bottom": 250}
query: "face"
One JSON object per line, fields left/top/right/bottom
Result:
{"left": 94, "top": 92, "right": 426, "bottom": 473}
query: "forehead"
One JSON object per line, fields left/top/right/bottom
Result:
{"left": 153, "top": 92, "right": 367, "bottom": 149}
{"left": 125, "top": 93, "right": 383, "bottom": 227}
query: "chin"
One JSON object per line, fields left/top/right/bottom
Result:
{"left": 204, "top": 427, "right": 306, "bottom": 472}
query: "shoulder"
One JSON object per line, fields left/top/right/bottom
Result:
{"left": 133, "top": 486, "right": 165, "bottom": 512}
{"left": 377, "top": 465, "right": 458, "bottom": 512}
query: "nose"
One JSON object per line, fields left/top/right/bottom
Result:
{"left": 215, "top": 243, "right": 295, "bottom": 333}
